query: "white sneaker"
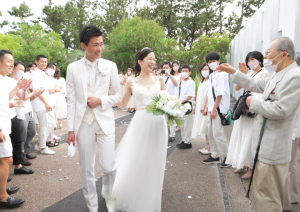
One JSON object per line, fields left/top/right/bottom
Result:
{"left": 54, "top": 136, "right": 61, "bottom": 140}
{"left": 34, "top": 144, "right": 40, "bottom": 151}
{"left": 36, "top": 133, "right": 38, "bottom": 136}
{"left": 199, "top": 148, "right": 211, "bottom": 155}
{"left": 59, "top": 124, "right": 63, "bottom": 129}
{"left": 105, "top": 196, "right": 116, "bottom": 212}
{"left": 41, "top": 147, "right": 55, "bottom": 155}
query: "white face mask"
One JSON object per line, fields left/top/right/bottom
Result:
{"left": 173, "top": 67, "right": 179, "bottom": 71}
{"left": 263, "top": 52, "right": 283, "bottom": 72}
{"left": 46, "top": 69, "right": 55, "bottom": 76}
{"left": 208, "top": 62, "right": 218, "bottom": 71}
{"left": 202, "top": 70, "right": 209, "bottom": 78}
{"left": 15, "top": 71, "right": 24, "bottom": 79}
{"left": 248, "top": 60, "right": 260, "bottom": 70}
{"left": 182, "top": 72, "right": 189, "bottom": 79}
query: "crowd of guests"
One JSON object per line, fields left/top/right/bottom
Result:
{"left": 1, "top": 36, "right": 300, "bottom": 211}
{"left": 0, "top": 52, "right": 67, "bottom": 208}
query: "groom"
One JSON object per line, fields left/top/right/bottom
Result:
{"left": 66, "top": 25, "right": 121, "bottom": 212}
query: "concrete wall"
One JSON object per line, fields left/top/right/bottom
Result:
{"left": 227, "top": 0, "right": 300, "bottom": 99}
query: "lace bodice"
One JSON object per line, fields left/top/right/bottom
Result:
{"left": 132, "top": 77, "right": 161, "bottom": 110}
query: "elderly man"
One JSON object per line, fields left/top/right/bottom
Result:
{"left": 283, "top": 51, "right": 300, "bottom": 211}
{"left": 217, "top": 37, "right": 300, "bottom": 212}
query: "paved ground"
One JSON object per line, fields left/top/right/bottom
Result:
{"left": 4, "top": 103, "right": 300, "bottom": 212}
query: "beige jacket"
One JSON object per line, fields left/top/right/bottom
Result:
{"left": 232, "top": 62, "right": 300, "bottom": 165}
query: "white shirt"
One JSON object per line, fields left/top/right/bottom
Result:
{"left": 0, "top": 75, "right": 11, "bottom": 134}
{"left": 30, "top": 68, "right": 50, "bottom": 112}
{"left": 4, "top": 77, "right": 17, "bottom": 119}
{"left": 45, "top": 75, "right": 56, "bottom": 107}
{"left": 84, "top": 56, "right": 99, "bottom": 88}
{"left": 178, "top": 78, "right": 195, "bottom": 102}
{"left": 163, "top": 75, "right": 177, "bottom": 96}
{"left": 207, "top": 71, "right": 230, "bottom": 114}
{"left": 54, "top": 77, "right": 67, "bottom": 96}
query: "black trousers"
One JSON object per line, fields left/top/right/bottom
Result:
{"left": 10, "top": 116, "right": 26, "bottom": 165}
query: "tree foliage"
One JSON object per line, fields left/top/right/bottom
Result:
{"left": 0, "top": 34, "right": 23, "bottom": 59}
{"left": 102, "top": 17, "right": 179, "bottom": 71}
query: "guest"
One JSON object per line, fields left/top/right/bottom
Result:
{"left": 5, "top": 63, "right": 35, "bottom": 174}
{"left": 53, "top": 68, "right": 67, "bottom": 128}
{"left": 30, "top": 54, "right": 55, "bottom": 155}
{"left": 10, "top": 61, "right": 44, "bottom": 166}
{"left": 156, "top": 65, "right": 162, "bottom": 76}
{"left": 28, "top": 62, "right": 36, "bottom": 73}
{"left": 283, "top": 51, "right": 300, "bottom": 211}
{"left": 202, "top": 51, "right": 231, "bottom": 168}
{"left": 44, "top": 63, "right": 60, "bottom": 147}
{"left": 191, "top": 63, "right": 212, "bottom": 154}
{"left": 162, "top": 61, "right": 179, "bottom": 142}
{"left": 172, "top": 61, "right": 182, "bottom": 132}
{"left": 176, "top": 65, "right": 195, "bottom": 149}
{"left": 126, "top": 72, "right": 136, "bottom": 113}
{"left": 226, "top": 51, "right": 269, "bottom": 179}
{"left": 217, "top": 37, "right": 300, "bottom": 212}
{"left": 118, "top": 71, "right": 125, "bottom": 97}
{"left": 0, "top": 49, "right": 25, "bottom": 209}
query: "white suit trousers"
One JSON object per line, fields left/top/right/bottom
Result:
{"left": 181, "top": 113, "right": 194, "bottom": 143}
{"left": 169, "top": 125, "right": 176, "bottom": 138}
{"left": 206, "top": 112, "right": 228, "bottom": 160}
{"left": 77, "top": 121, "right": 116, "bottom": 211}
{"left": 35, "top": 110, "right": 48, "bottom": 149}
{"left": 283, "top": 138, "right": 299, "bottom": 210}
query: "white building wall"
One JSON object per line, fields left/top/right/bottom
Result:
{"left": 228, "top": 0, "right": 300, "bottom": 99}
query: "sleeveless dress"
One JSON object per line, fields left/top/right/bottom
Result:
{"left": 113, "top": 77, "right": 168, "bottom": 212}
{"left": 226, "top": 70, "right": 270, "bottom": 169}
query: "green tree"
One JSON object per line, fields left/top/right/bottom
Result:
{"left": 102, "top": 16, "right": 179, "bottom": 71}
{"left": 13, "top": 24, "right": 67, "bottom": 73}
{"left": 184, "top": 32, "right": 230, "bottom": 74}
{"left": 42, "top": 0, "right": 91, "bottom": 49}
{"left": 7, "top": 2, "right": 34, "bottom": 31}
{"left": 225, "top": 0, "right": 265, "bottom": 36}
{"left": 0, "top": 11, "right": 9, "bottom": 29}
{"left": 0, "top": 33, "right": 23, "bottom": 59}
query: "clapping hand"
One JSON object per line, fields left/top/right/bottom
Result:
{"left": 33, "top": 87, "right": 45, "bottom": 97}
{"left": 238, "top": 62, "right": 248, "bottom": 74}
{"left": 17, "top": 79, "right": 32, "bottom": 90}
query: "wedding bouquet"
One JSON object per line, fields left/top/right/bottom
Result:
{"left": 145, "top": 91, "right": 191, "bottom": 126}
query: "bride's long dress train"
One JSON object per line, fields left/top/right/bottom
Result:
{"left": 113, "top": 77, "right": 168, "bottom": 212}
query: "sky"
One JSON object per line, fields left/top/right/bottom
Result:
{"left": 1, "top": 0, "right": 247, "bottom": 33}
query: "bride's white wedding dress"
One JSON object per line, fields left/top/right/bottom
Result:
{"left": 113, "top": 76, "right": 168, "bottom": 212}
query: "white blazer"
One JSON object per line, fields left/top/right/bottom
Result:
{"left": 66, "top": 57, "right": 121, "bottom": 138}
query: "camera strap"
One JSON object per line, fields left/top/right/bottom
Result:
{"left": 165, "top": 77, "right": 169, "bottom": 84}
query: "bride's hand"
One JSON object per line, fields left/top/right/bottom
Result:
{"left": 108, "top": 86, "right": 116, "bottom": 96}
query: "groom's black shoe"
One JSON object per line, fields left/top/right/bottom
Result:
{"left": 168, "top": 137, "right": 175, "bottom": 142}
{"left": 6, "top": 187, "right": 19, "bottom": 195}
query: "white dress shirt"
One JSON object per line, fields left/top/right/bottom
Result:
{"left": 0, "top": 75, "right": 11, "bottom": 134}
{"left": 30, "top": 68, "right": 50, "bottom": 112}
{"left": 163, "top": 75, "right": 176, "bottom": 96}
{"left": 207, "top": 71, "right": 230, "bottom": 114}
{"left": 84, "top": 56, "right": 99, "bottom": 88}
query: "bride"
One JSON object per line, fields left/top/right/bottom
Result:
{"left": 113, "top": 48, "right": 168, "bottom": 211}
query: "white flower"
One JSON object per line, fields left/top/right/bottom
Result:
{"left": 99, "top": 65, "right": 109, "bottom": 75}
{"left": 166, "top": 101, "right": 175, "bottom": 108}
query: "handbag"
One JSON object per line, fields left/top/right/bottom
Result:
{"left": 231, "top": 70, "right": 262, "bottom": 120}
{"left": 179, "top": 81, "right": 193, "bottom": 115}
{"left": 211, "top": 77, "right": 232, "bottom": 126}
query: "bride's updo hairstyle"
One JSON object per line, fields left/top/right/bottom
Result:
{"left": 134, "top": 47, "right": 154, "bottom": 73}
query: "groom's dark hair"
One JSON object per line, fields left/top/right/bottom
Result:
{"left": 79, "top": 25, "right": 103, "bottom": 46}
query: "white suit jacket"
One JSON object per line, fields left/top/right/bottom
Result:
{"left": 233, "top": 62, "right": 300, "bottom": 165}
{"left": 66, "top": 57, "right": 121, "bottom": 138}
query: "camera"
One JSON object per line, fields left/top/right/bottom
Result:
{"left": 161, "top": 70, "right": 166, "bottom": 74}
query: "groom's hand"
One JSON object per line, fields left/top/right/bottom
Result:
{"left": 66, "top": 131, "right": 75, "bottom": 146}
{"left": 87, "top": 97, "right": 101, "bottom": 108}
